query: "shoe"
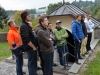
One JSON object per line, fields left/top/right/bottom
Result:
{"left": 82, "top": 54, "right": 85, "bottom": 57}
{"left": 75, "top": 62, "right": 81, "bottom": 65}
{"left": 88, "top": 50, "right": 92, "bottom": 53}
{"left": 53, "top": 68, "right": 54, "bottom": 71}
{"left": 66, "top": 64, "right": 71, "bottom": 67}
{"left": 23, "top": 72, "right": 26, "bottom": 74}
{"left": 85, "top": 52, "right": 89, "bottom": 54}
{"left": 37, "top": 67, "right": 42, "bottom": 70}
{"left": 78, "top": 57, "right": 84, "bottom": 59}
{"left": 64, "top": 66, "right": 71, "bottom": 70}
{"left": 36, "top": 73, "right": 38, "bottom": 75}
{"left": 53, "top": 63, "right": 58, "bottom": 66}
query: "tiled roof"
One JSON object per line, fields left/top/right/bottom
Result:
{"left": 49, "top": 4, "right": 100, "bottom": 28}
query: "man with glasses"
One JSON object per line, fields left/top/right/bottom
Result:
{"left": 84, "top": 14, "right": 94, "bottom": 53}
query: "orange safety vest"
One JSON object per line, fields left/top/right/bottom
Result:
{"left": 7, "top": 27, "right": 22, "bottom": 50}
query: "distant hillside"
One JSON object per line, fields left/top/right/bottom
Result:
{"left": 6, "top": 9, "right": 36, "bottom": 18}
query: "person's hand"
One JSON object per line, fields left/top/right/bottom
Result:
{"left": 50, "top": 34, "right": 53, "bottom": 38}
{"left": 33, "top": 47, "right": 37, "bottom": 51}
{"left": 49, "top": 38, "right": 52, "bottom": 40}
{"left": 78, "top": 40, "right": 81, "bottom": 43}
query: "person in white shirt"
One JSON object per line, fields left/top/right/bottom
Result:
{"left": 84, "top": 14, "right": 94, "bottom": 53}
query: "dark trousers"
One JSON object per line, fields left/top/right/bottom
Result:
{"left": 86, "top": 33, "right": 92, "bottom": 51}
{"left": 37, "top": 47, "right": 44, "bottom": 73}
{"left": 42, "top": 52, "right": 53, "bottom": 75}
{"left": 15, "top": 54, "right": 23, "bottom": 75}
{"left": 74, "top": 40, "right": 81, "bottom": 62}
{"left": 57, "top": 45, "right": 69, "bottom": 66}
{"left": 27, "top": 50, "right": 37, "bottom": 75}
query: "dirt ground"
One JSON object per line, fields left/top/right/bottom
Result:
{"left": 78, "top": 44, "right": 100, "bottom": 74}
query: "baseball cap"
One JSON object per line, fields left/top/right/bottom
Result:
{"left": 56, "top": 20, "right": 62, "bottom": 24}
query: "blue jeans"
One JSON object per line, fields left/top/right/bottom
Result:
{"left": 27, "top": 50, "right": 37, "bottom": 75}
{"left": 74, "top": 40, "right": 81, "bottom": 62}
{"left": 15, "top": 54, "right": 23, "bottom": 75}
{"left": 42, "top": 52, "right": 53, "bottom": 75}
{"left": 57, "top": 45, "right": 69, "bottom": 66}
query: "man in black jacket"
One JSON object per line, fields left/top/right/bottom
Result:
{"left": 35, "top": 16, "right": 54, "bottom": 75}
{"left": 20, "top": 11, "right": 37, "bottom": 75}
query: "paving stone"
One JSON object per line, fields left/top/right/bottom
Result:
{"left": 0, "top": 61, "right": 67, "bottom": 75}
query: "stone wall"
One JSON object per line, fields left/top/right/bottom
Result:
{"left": 94, "top": 27, "right": 100, "bottom": 39}
{"left": 0, "top": 27, "right": 100, "bottom": 42}
{"left": 0, "top": 32, "right": 7, "bottom": 42}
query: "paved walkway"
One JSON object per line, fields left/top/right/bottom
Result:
{"left": 0, "top": 60, "right": 66, "bottom": 75}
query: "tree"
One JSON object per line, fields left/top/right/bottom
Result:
{"left": 47, "top": 2, "right": 70, "bottom": 14}
{"left": 32, "top": 17, "right": 39, "bottom": 29}
{"left": 0, "top": 6, "right": 8, "bottom": 29}
{"left": 92, "top": 5, "right": 99, "bottom": 16}
{"left": 95, "top": 0, "right": 100, "bottom": 5}
{"left": 13, "top": 11, "right": 22, "bottom": 26}
{"left": 95, "top": 10, "right": 100, "bottom": 19}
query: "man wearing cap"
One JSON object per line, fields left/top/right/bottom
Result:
{"left": 53, "top": 20, "right": 70, "bottom": 68}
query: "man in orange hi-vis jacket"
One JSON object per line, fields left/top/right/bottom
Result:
{"left": 7, "top": 20, "right": 25, "bottom": 75}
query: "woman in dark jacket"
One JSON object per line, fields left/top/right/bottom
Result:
{"left": 80, "top": 14, "right": 88, "bottom": 56}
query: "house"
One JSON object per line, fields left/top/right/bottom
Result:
{"left": 48, "top": 3, "right": 100, "bottom": 62}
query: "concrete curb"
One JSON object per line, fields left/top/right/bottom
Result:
{"left": 68, "top": 39, "right": 99, "bottom": 74}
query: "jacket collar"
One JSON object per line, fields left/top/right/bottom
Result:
{"left": 39, "top": 25, "right": 47, "bottom": 30}
{"left": 10, "top": 27, "right": 18, "bottom": 32}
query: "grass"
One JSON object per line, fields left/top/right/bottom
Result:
{"left": 0, "top": 42, "right": 11, "bottom": 61}
{"left": 80, "top": 51, "right": 100, "bottom": 75}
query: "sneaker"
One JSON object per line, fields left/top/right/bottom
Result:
{"left": 82, "top": 54, "right": 86, "bottom": 57}
{"left": 64, "top": 66, "right": 70, "bottom": 70}
{"left": 23, "top": 72, "right": 26, "bottom": 74}
{"left": 53, "top": 68, "right": 54, "bottom": 71}
{"left": 85, "top": 52, "right": 89, "bottom": 54}
{"left": 37, "top": 67, "right": 42, "bottom": 70}
{"left": 66, "top": 64, "right": 71, "bottom": 67}
{"left": 88, "top": 50, "right": 92, "bottom": 53}
{"left": 53, "top": 63, "right": 58, "bottom": 66}
{"left": 75, "top": 61, "right": 81, "bottom": 65}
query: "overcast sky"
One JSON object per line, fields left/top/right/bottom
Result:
{"left": 0, "top": 0, "right": 95, "bottom": 10}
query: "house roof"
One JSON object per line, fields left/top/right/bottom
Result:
{"left": 48, "top": 4, "right": 100, "bottom": 28}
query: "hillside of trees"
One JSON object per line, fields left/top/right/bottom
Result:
{"left": 6, "top": 9, "right": 36, "bottom": 18}
{"left": 0, "top": 0, "right": 100, "bottom": 31}
{"left": 47, "top": 0, "right": 100, "bottom": 19}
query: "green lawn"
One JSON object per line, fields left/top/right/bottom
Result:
{"left": 80, "top": 51, "right": 100, "bottom": 75}
{"left": 0, "top": 42, "right": 11, "bottom": 61}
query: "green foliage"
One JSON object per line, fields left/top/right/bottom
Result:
{"left": 0, "top": 6, "right": 8, "bottom": 29}
{"left": 73, "top": 0, "right": 94, "bottom": 9}
{"left": 95, "top": 10, "right": 100, "bottom": 19}
{"left": 30, "top": 14, "right": 35, "bottom": 21}
{"left": 92, "top": 5, "right": 99, "bottom": 16}
{"left": 32, "top": 17, "right": 39, "bottom": 30}
{"left": 13, "top": 11, "right": 22, "bottom": 26}
{"left": 39, "top": 7, "right": 46, "bottom": 9}
{"left": 95, "top": 0, "right": 100, "bottom": 4}
{"left": 0, "top": 24, "right": 9, "bottom": 32}
{"left": 47, "top": 2, "right": 70, "bottom": 14}
{"left": 82, "top": 7, "right": 90, "bottom": 14}
{"left": 80, "top": 51, "right": 100, "bottom": 75}
{"left": 0, "top": 42, "right": 11, "bottom": 61}
{"left": 26, "top": 9, "right": 36, "bottom": 14}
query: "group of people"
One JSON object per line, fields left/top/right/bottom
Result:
{"left": 72, "top": 14, "right": 94, "bottom": 64}
{"left": 7, "top": 10, "right": 94, "bottom": 75}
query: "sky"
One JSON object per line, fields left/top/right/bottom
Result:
{"left": 0, "top": 0, "right": 95, "bottom": 10}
